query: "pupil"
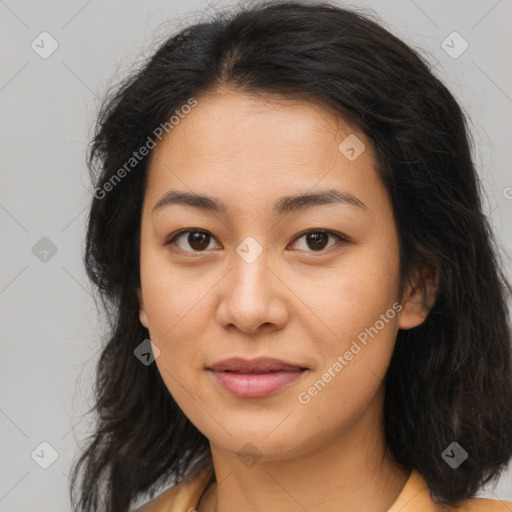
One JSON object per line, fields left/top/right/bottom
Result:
{"left": 307, "top": 232, "right": 328, "bottom": 250}
{"left": 189, "top": 232, "right": 208, "bottom": 250}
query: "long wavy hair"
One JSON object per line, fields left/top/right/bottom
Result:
{"left": 70, "top": 1, "right": 512, "bottom": 510}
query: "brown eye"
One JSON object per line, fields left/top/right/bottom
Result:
{"left": 291, "top": 230, "right": 346, "bottom": 252}
{"left": 167, "top": 230, "right": 219, "bottom": 252}
{"left": 166, "top": 229, "right": 347, "bottom": 255}
{"left": 306, "top": 232, "right": 329, "bottom": 250}
{"left": 187, "top": 232, "right": 210, "bottom": 250}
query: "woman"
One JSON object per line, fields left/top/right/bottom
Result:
{"left": 70, "top": 1, "right": 512, "bottom": 511}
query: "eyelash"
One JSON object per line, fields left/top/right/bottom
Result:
{"left": 164, "top": 228, "right": 349, "bottom": 255}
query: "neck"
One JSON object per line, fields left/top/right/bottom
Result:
{"left": 197, "top": 386, "right": 410, "bottom": 512}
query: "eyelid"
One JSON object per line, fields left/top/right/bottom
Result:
{"left": 165, "top": 228, "right": 350, "bottom": 253}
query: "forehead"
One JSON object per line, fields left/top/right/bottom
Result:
{"left": 155, "top": 89, "right": 366, "bottom": 155}
{"left": 144, "top": 89, "right": 385, "bottom": 216}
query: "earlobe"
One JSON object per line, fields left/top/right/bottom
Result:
{"left": 137, "top": 288, "right": 149, "bottom": 328}
{"left": 397, "top": 300, "right": 431, "bottom": 330}
{"left": 398, "top": 264, "right": 439, "bottom": 331}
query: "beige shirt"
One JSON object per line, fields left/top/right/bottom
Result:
{"left": 133, "top": 462, "right": 512, "bottom": 512}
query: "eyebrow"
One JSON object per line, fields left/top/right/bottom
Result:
{"left": 151, "top": 187, "right": 367, "bottom": 216}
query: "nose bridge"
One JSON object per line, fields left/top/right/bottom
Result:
{"left": 218, "top": 234, "right": 287, "bottom": 332}
{"left": 231, "top": 234, "right": 273, "bottom": 298}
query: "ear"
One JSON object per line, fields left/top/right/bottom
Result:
{"left": 398, "top": 262, "right": 439, "bottom": 330}
{"left": 137, "top": 288, "right": 149, "bottom": 328}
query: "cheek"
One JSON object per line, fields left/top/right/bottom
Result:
{"left": 140, "top": 248, "right": 207, "bottom": 336}
{"left": 304, "top": 248, "right": 400, "bottom": 342}
{"left": 294, "top": 315, "right": 398, "bottom": 445}
{"left": 139, "top": 275, "right": 198, "bottom": 386}
{"left": 143, "top": 283, "right": 207, "bottom": 362}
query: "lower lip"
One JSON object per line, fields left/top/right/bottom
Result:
{"left": 208, "top": 369, "right": 305, "bottom": 398}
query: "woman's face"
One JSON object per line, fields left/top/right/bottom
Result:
{"left": 137, "top": 89, "right": 425, "bottom": 462}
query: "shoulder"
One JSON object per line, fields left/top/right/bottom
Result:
{"left": 453, "top": 497, "right": 512, "bottom": 511}
{"left": 131, "top": 462, "right": 215, "bottom": 512}
{"left": 389, "top": 469, "right": 511, "bottom": 512}
{"left": 131, "top": 484, "right": 182, "bottom": 512}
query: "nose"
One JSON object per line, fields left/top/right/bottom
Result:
{"left": 216, "top": 247, "right": 289, "bottom": 335}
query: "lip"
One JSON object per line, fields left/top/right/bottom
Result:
{"left": 208, "top": 357, "right": 306, "bottom": 372}
{"left": 207, "top": 357, "right": 308, "bottom": 398}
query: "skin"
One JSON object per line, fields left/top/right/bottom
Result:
{"left": 137, "top": 88, "right": 437, "bottom": 512}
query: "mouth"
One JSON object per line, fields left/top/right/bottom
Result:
{"left": 207, "top": 357, "right": 308, "bottom": 398}
{"left": 207, "top": 356, "right": 308, "bottom": 373}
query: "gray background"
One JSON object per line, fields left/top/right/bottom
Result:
{"left": 1, "top": 0, "right": 511, "bottom": 510}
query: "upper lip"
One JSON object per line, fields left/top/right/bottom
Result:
{"left": 207, "top": 357, "right": 306, "bottom": 373}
